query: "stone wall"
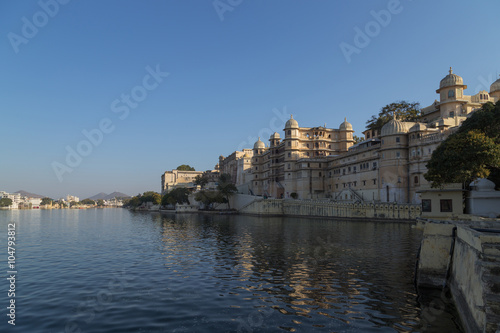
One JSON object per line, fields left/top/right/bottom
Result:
{"left": 239, "top": 198, "right": 421, "bottom": 220}
{"left": 416, "top": 220, "right": 500, "bottom": 332}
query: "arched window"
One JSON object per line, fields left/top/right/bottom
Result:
{"left": 288, "top": 130, "right": 291, "bottom": 135}
{"left": 448, "top": 90, "right": 455, "bottom": 98}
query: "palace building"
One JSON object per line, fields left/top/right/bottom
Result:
{"left": 218, "top": 68, "right": 500, "bottom": 204}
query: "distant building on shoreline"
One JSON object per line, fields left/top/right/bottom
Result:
{"left": 0, "top": 191, "right": 41, "bottom": 209}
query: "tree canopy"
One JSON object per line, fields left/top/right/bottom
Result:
{"left": 194, "top": 174, "right": 208, "bottom": 189}
{"left": 217, "top": 173, "right": 237, "bottom": 209}
{"left": 80, "top": 198, "right": 95, "bottom": 205}
{"left": 177, "top": 164, "right": 195, "bottom": 171}
{"left": 194, "top": 190, "right": 225, "bottom": 209}
{"left": 352, "top": 135, "right": 363, "bottom": 144}
{"left": 162, "top": 187, "right": 190, "bottom": 206}
{"left": 123, "top": 191, "right": 162, "bottom": 208}
{"left": 41, "top": 197, "right": 53, "bottom": 205}
{"left": 0, "top": 198, "right": 13, "bottom": 207}
{"left": 425, "top": 101, "right": 500, "bottom": 188}
{"left": 141, "top": 191, "right": 162, "bottom": 205}
{"left": 366, "top": 101, "right": 421, "bottom": 133}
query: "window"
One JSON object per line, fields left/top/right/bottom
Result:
{"left": 367, "top": 132, "right": 370, "bottom": 139}
{"left": 373, "top": 179, "right": 376, "bottom": 185}
{"left": 448, "top": 90, "right": 455, "bottom": 98}
{"left": 335, "top": 184, "right": 338, "bottom": 189}
{"left": 440, "top": 199, "right": 452, "bottom": 212}
{"left": 362, "top": 180, "right": 366, "bottom": 186}
{"left": 396, "top": 137, "right": 400, "bottom": 143}
{"left": 319, "top": 172, "right": 322, "bottom": 177}
{"left": 414, "top": 176, "right": 419, "bottom": 184}
{"left": 422, "top": 199, "right": 431, "bottom": 212}
{"left": 450, "top": 111, "right": 455, "bottom": 117}
{"left": 288, "top": 130, "right": 291, "bottom": 135}
{"left": 288, "top": 153, "right": 291, "bottom": 157}
{"left": 396, "top": 152, "right": 400, "bottom": 158}
{"left": 353, "top": 181, "right": 357, "bottom": 187}
{"left": 288, "top": 142, "right": 291, "bottom": 146}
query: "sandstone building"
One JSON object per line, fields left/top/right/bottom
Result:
{"left": 218, "top": 69, "right": 500, "bottom": 204}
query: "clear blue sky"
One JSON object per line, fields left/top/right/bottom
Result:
{"left": 1, "top": 0, "right": 499, "bottom": 199}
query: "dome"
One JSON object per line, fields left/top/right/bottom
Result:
{"left": 270, "top": 132, "right": 280, "bottom": 139}
{"left": 253, "top": 137, "right": 265, "bottom": 149}
{"left": 285, "top": 115, "right": 299, "bottom": 129}
{"left": 490, "top": 75, "right": 500, "bottom": 93}
{"left": 380, "top": 116, "right": 413, "bottom": 136}
{"left": 409, "top": 123, "right": 427, "bottom": 132}
{"left": 339, "top": 118, "right": 353, "bottom": 131}
{"left": 439, "top": 67, "right": 464, "bottom": 89}
{"left": 469, "top": 178, "right": 495, "bottom": 191}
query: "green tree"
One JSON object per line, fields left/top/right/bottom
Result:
{"left": 366, "top": 101, "right": 421, "bottom": 133}
{"left": 125, "top": 196, "right": 141, "bottom": 208}
{"left": 162, "top": 188, "right": 190, "bottom": 206}
{"left": 425, "top": 130, "right": 500, "bottom": 187}
{"left": 194, "top": 190, "right": 225, "bottom": 209}
{"left": 96, "top": 199, "right": 105, "bottom": 206}
{"left": 70, "top": 201, "right": 79, "bottom": 207}
{"left": 141, "top": 191, "right": 161, "bottom": 205}
{"left": 80, "top": 198, "right": 95, "bottom": 205}
{"left": 194, "top": 174, "right": 208, "bottom": 189}
{"left": 217, "top": 173, "right": 237, "bottom": 209}
{"left": 0, "top": 198, "right": 13, "bottom": 207}
{"left": 353, "top": 135, "right": 363, "bottom": 144}
{"left": 177, "top": 164, "right": 195, "bottom": 171}
{"left": 41, "top": 197, "right": 53, "bottom": 205}
{"left": 425, "top": 101, "right": 500, "bottom": 188}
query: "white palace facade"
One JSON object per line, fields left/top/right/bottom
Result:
{"left": 218, "top": 68, "right": 500, "bottom": 204}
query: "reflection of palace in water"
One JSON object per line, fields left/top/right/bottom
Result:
{"left": 155, "top": 213, "right": 432, "bottom": 329}
{"left": 217, "top": 69, "right": 500, "bottom": 204}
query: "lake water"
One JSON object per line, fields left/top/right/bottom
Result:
{"left": 0, "top": 209, "right": 461, "bottom": 332}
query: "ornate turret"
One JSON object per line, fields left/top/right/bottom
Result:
{"left": 285, "top": 115, "right": 299, "bottom": 129}
{"left": 339, "top": 118, "right": 353, "bottom": 131}
{"left": 439, "top": 67, "right": 464, "bottom": 90}
{"left": 490, "top": 75, "right": 500, "bottom": 99}
{"left": 253, "top": 137, "right": 265, "bottom": 150}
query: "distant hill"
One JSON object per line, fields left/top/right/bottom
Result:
{"left": 15, "top": 190, "right": 45, "bottom": 198}
{"left": 87, "top": 192, "right": 131, "bottom": 200}
{"left": 106, "top": 192, "right": 131, "bottom": 199}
